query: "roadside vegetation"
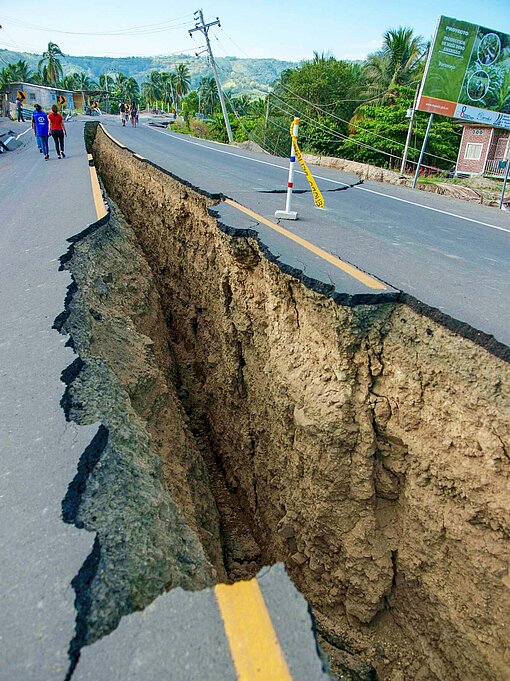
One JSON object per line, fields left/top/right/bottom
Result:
{"left": 1, "top": 29, "right": 463, "bottom": 171}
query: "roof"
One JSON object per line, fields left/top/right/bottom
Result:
{"left": 8, "top": 81, "right": 84, "bottom": 94}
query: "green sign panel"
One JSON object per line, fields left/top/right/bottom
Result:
{"left": 418, "top": 16, "right": 510, "bottom": 129}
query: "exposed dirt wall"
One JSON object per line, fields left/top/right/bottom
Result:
{"left": 91, "top": 125, "right": 510, "bottom": 681}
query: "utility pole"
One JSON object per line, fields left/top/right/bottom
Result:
{"left": 189, "top": 9, "right": 233, "bottom": 143}
{"left": 400, "top": 84, "right": 420, "bottom": 175}
{"left": 264, "top": 93, "right": 270, "bottom": 144}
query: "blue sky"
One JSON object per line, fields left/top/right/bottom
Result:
{"left": 1, "top": 0, "right": 509, "bottom": 62}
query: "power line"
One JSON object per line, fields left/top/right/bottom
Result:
{"left": 277, "top": 82, "right": 457, "bottom": 165}
{"left": 1, "top": 13, "right": 195, "bottom": 37}
{"left": 211, "top": 33, "right": 456, "bottom": 166}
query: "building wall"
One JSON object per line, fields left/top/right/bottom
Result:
{"left": 7, "top": 83, "right": 79, "bottom": 113}
{"left": 456, "top": 124, "right": 510, "bottom": 175}
{"left": 456, "top": 125, "right": 493, "bottom": 174}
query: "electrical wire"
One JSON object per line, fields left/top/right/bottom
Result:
{"left": 269, "top": 95, "right": 406, "bottom": 163}
{"left": 212, "top": 33, "right": 457, "bottom": 165}
{"left": 277, "top": 82, "right": 457, "bottom": 164}
{"left": 1, "top": 13, "right": 195, "bottom": 37}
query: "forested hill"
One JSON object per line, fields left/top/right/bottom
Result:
{"left": 0, "top": 49, "right": 295, "bottom": 95}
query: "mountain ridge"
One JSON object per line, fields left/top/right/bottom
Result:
{"left": 0, "top": 49, "right": 297, "bottom": 95}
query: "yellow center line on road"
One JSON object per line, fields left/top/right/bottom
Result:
{"left": 215, "top": 579, "right": 293, "bottom": 681}
{"left": 224, "top": 198, "right": 386, "bottom": 290}
{"left": 88, "top": 162, "right": 107, "bottom": 220}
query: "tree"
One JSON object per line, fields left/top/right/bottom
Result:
{"left": 270, "top": 55, "right": 363, "bottom": 155}
{"left": 0, "top": 60, "right": 34, "bottom": 87}
{"left": 12, "top": 60, "right": 33, "bottom": 82}
{"left": 174, "top": 64, "right": 191, "bottom": 107}
{"left": 38, "top": 42, "right": 64, "bottom": 85}
{"left": 61, "top": 73, "right": 78, "bottom": 90}
{"left": 98, "top": 73, "right": 115, "bottom": 92}
{"left": 123, "top": 77, "right": 140, "bottom": 102}
{"left": 142, "top": 71, "right": 162, "bottom": 107}
{"left": 160, "top": 72, "right": 177, "bottom": 108}
{"left": 73, "top": 72, "right": 97, "bottom": 90}
{"left": 340, "top": 86, "right": 460, "bottom": 171}
{"left": 198, "top": 76, "right": 218, "bottom": 114}
{"left": 364, "top": 27, "right": 426, "bottom": 96}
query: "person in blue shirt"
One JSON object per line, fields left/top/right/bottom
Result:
{"left": 32, "top": 104, "right": 50, "bottom": 160}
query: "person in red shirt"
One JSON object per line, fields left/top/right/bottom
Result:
{"left": 48, "top": 104, "right": 67, "bottom": 159}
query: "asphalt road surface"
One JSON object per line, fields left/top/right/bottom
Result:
{"left": 102, "top": 115, "right": 510, "bottom": 347}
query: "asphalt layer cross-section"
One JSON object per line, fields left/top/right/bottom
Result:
{"left": 102, "top": 115, "right": 510, "bottom": 347}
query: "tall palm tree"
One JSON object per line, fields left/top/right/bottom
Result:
{"left": 160, "top": 71, "right": 177, "bottom": 108}
{"left": 364, "top": 27, "right": 426, "bottom": 96}
{"left": 141, "top": 71, "right": 162, "bottom": 107}
{"left": 38, "top": 42, "right": 64, "bottom": 85}
{"left": 174, "top": 64, "right": 191, "bottom": 107}
{"left": 123, "top": 77, "right": 139, "bottom": 102}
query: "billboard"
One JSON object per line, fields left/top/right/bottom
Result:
{"left": 417, "top": 16, "right": 510, "bottom": 129}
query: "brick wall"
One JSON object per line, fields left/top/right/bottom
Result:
{"left": 456, "top": 125, "right": 493, "bottom": 174}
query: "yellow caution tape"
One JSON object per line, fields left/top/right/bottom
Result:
{"left": 290, "top": 121, "right": 325, "bottom": 209}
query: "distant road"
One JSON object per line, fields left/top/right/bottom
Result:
{"left": 101, "top": 116, "right": 510, "bottom": 347}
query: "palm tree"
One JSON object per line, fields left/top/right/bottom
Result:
{"left": 142, "top": 71, "right": 162, "bottom": 108}
{"left": 160, "top": 71, "right": 177, "bottom": 108}
{"left": 231, "top": 93, "right": 251, "bottom": 116}
{"left": 123, "top": 77, "right": 139, "bottom": 102}
{"left": 198, "top": 76, "right": 218, "bottom": 114}
{"left": 174, "top": 64, "right": 191, "bottom": 108}
{"left": 11, "top": 60, "right": 33, "bottom": 82}
{"left": 99, "top": 73, "right": 115, "bottom": 91}
{"left": 364, "top": 27, "right": 426, "bottom": 96}
{"left": 73, "top": 72, "right": 96, "bottom": 90}
{"left": 61, "top": 73, "right": 78, "bottom": 90}
{"left": 38, "top": 42, "right": 64, "bottom": 85}
{"left": 0, "top": 66, "right": 14, "bottom": 89}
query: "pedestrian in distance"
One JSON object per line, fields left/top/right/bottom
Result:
{"left": 48, "top": 104, "right": 67, "bottom": 159}
{"left": 32, "top": 104, "right": 43, "bottom": 153}
{"left": 16, "top": 98, "right": 25, "bottom": 122}
{"left": 32, "top": 104, "right": 49, "bottom": 160}
{"left": 124, "top": 103, "right": 130, "bottom": 126}
{"left": 130, "top": 102, "right": 137, "bottom": 127}
{"left": 119, "top": 101, "right": 126, "bottom": 126}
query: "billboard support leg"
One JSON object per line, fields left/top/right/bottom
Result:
{"left": 412, "top": 113, "right": 434, "bottom": 189}
{"left": 499, "top": 160, "right": 510, "bottom": 210}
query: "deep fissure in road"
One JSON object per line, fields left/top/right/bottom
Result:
{"left": 60, "top": 123, "right": 509, "bottom": 680}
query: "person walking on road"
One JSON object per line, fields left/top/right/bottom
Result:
{"left": 32, "top": 104, "right": 43, "bottom": 154}
{"left": 16, "top": 98, "right": 25, "bottom": 122}
{"left": 48, "top": 104, "right": 66, "bottom": 159}
{"left": 32, "top": 104, "right": 49, "bottom": 160}
{"left": 119, "top": 101, "right": 126, "bottom": 126}
{"left": 130, "top": 102, "right": 138, "bottom": 127}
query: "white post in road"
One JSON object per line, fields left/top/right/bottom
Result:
{"left": 275, "top": 117, "right": 300, "bottom": 220}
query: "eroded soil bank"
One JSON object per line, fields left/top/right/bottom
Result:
{"left": 79, "top": 124, "right": 510, "bottom": 680}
